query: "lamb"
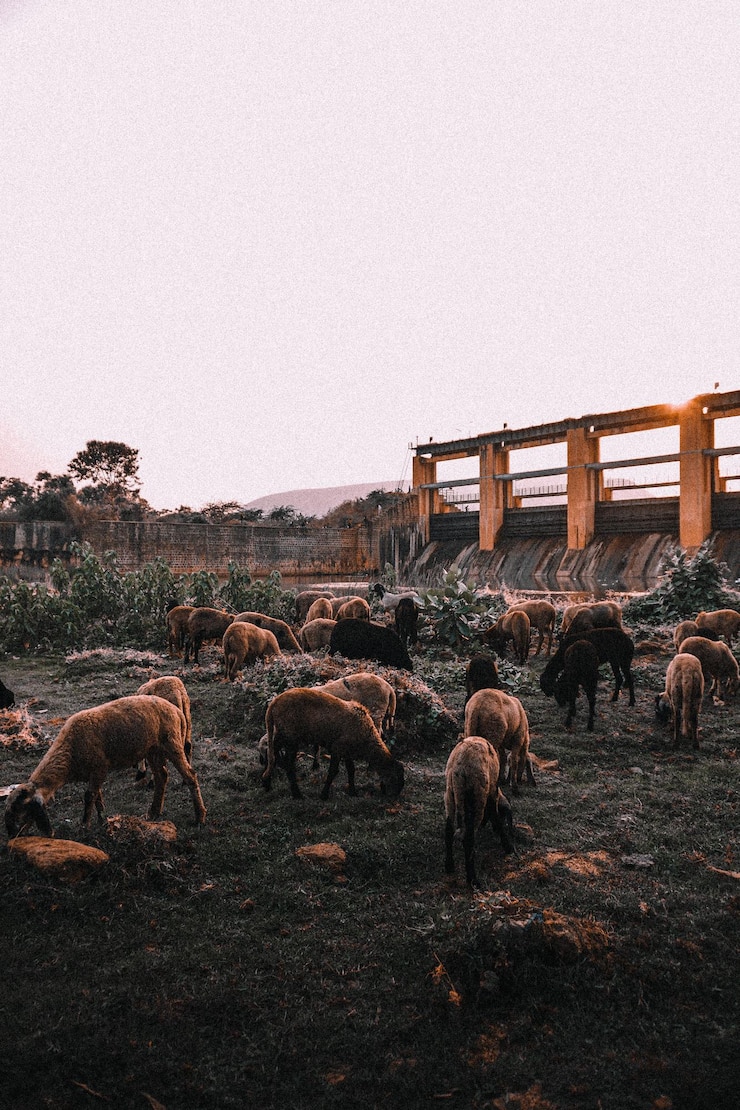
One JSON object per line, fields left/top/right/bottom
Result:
{"left": 552, "top": 639, "right": 600, "bottom": 731}
{"left": 444, "top": 736, "right": 515, "bottom": 887}
{"left": 166, "top": 605, "right": 195, "bottom": 657}
{"left": 223, "top": 622, "right": 281, "bottom": 681}
{"left": 261, "top": 687, "right": 405, "bottom": 800}
{"left": 305, "top": 597, "right": 333, "bottom": 623}
{"left": 506, "top": 600, "right": 557, "bottom": 656}
{"left": 335, "top": 597, "right": 371, "bottom": 621}
{"left": 483, "top": 609, "right": 531, "bottom": 665}
{"left": 234, "top": 611, "right": 303, "bottom": 653}
{"left": 464, "top": 653, "right": 500, "bottom": 705}
{"left": 295, "top": 589, "right": 334, "bottom": 623}
{"left": 184, "top": 607, "right": 235, "bottom": 664}
{"left": 678, "top": 636, "right": 740, "bottom": 700}
{"left": 299, "top": 617, "right": 337, "bottom": 652}
{"left": 463, "top": 688, "right": 535, "bottom": 794}
{"left": 695, "top": 608, "right": 740, "bottom": 648}
{"left": 394, "top": 596, "right": 420, "bottom": 647}
{"left": 4, "top": 695, "right": 207, "bottom": 837}
{"left": 0, "top": 678, "right": 15, "bottom": 710}
{"left": 136, "top": 675, "right": 193, "bottom": 761}
{"left": 540, "top": 627, "right": 635, "bottom": 705}
{"left": 560, "top": 601, "right": 623, "bottom": 638}
{"left": 329, "top": 618, "right": 413, "bottom": 671}
{"left": 655, "top": 654, "right": 704, "bottom": 748}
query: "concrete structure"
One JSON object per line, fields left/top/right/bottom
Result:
{"left": 413, "top": 390, "right": 740, "bottom": 553}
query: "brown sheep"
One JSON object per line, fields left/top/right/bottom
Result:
{"left": 4, "top": 695, "right": 207, "bottom": 837}
{"left": 305, "top": 597, "right": 333, "bottom": 623}
{"left": 136, "top": 675, "right": 193, "bottom": 762}
{"left": 678, "top": 636, "right": 740, "bottom": 700}
{"left": 483, "top": 609, "right": 531, "bottom": 665}
{"left": 464, "top": 654, "right": 500, "bottom": 705}
{"left": 234, "top": 611, "right": 302, "bottom": 653}
{"left": 655, "top": 654, "right": 705, "bottom": 748}
{"left": 315, "top": 673, "right": 396, "bottom": 736}
{"left": 262, "top": 688, "right": 404, "bottom": 800}
{"left": 463, "top": 688, "right": 535, "bottom": 794}
{"left": 223, "top": 622, "right": 282, "bottom": 681}
{"left": 695, "top": 609, "right": 740, "bottom": 648}
{"left": 506, "top": 600, "right": 557, "bottom": 656}
{"left": 295, "top": 589, "right": 334, "bottom": 623}
{"left": 299, "top": 618, "right": 337, "bottom": 652}
{"left": 562, "top": 601, "right": 623, "bottom": 638}
{"left": 166, "top": 605, "right": 194, "bottom": 658}
{"left": 184, "top": 607, "right": 235, "bottom": 664}
{"left": 444, "top": 736, "right": 515, "bottom": 886}
{"left": 335, "top": 597, "right": 371, "bottom": 621}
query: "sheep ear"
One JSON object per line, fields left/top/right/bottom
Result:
{"left": 29, "top": 793, "right": 54, "bottom": 837}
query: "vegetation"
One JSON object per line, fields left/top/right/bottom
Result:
{"left": 624, "top": 542, "right": 740, "bottom": 624}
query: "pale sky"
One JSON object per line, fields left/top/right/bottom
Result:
{"left": 2, "top": 1, "right": 738, "bottom": 510}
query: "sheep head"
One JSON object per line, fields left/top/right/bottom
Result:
{"left": 379, "top": 759, "right": 405, "bottom": 798}
{"left": 4, "top": 783, "right": 54, "bottom": 839}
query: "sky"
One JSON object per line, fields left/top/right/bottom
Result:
{"left": 2, "top": 1, "right": 738, "bottom": 511}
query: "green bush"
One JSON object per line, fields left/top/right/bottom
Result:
{"left": 623, "top": 542, "right": 740, "bottom": 624}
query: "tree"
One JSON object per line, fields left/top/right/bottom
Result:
{"left": 68, "top": 440, "right": 141, "bottom": 497}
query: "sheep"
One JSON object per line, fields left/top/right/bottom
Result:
{"left": 444, "top": 736, "right": 515, "bottom": 887}
{"left": 184, "top": 607, "right": 235, "bottom": 664}
{"left": 483, "top": 609, "right": 531, "bottom": 665}
{"left": 552, "top": 639, "right": 600, "bottom": 731}
{"left": 464, "top": 653, "right": 500, "bottom": 705}
{"left": 678, "top": 636, "right": 740, "bottom": 700}
{"left": 463, "top": 688, "right": 535, "bottom": 794}
{"left": 506, "top": 600, "right": 557, "bottom": 656}
{"left": 540, "top": 627, "right": 636, "bottom": 706}
{"left": 4, "top": 695, "right": 207, "bottom": 837}
{"left": 329, "top": 618, "right": 413, "bottom": 671}
{"left": 394, "top": 596, "right": 420, "bottom": 647}
{"left": 261, "top": 688, "right": 404, "bottom": 800}
{"left": 560, "top": 601, "right": 623, "bottom": 638}
{"left": 166, "top": 605, "right": 195, "bottom": 658}
{"left": 695, "top": 608, "right": 740, "bottom": 648}
{"left": 673, "top": 620, "right": 719, "bottom": 651}
{"left": 295, "top": 589, "right": 335, "bottom": 623}
{"left": 335, "top": 597, "right": 371, "bottom": 621}
{"left": 299, "top": 618, "right": 337, "bottom": 652}
{"left": 655, "top": 654, "right": 704, "bottom": 748}
{"left": 305, "top": 597, "right": 333, "bottom": 623}
{"left": 330, "top": 594, "right": 368, "bottom": 618}
{"left": 136, "top": 675, "right": 193, "bottom": 762}
{"left": 234, "top": 611, "right": 302, "bottom": 653}
{"left": 0, "top": 678, "right": 15, "bottom": 710}
{"left": 371, "top": 583, "right": 423, "bottom": 612}
{"left": 223, "top": 622, "right": 281, "bottom": 681}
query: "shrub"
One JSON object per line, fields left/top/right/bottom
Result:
{"left": 624, "top": 542, "right": 740, "bottom": 624}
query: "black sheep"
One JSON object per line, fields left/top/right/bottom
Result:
{"left": 329, "top": 619, "right": 413, "bottom": 671}
{"left": 464, "top": 653, "right": 500, "bottom": 705}
{"left": 541, "top": 626, "right": 635, "bottom": 706}
{"left": 394, "top": 596, "right": 419, "bottom": 647}
{"left": 0, "top": 678, "right": 14, "bottom": 710}
{"left": 553, "top": 639, "right": 600, "bottom": 730}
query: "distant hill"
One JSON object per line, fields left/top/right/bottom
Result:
{"left": 243, "top": 481, "right": 411, "bottom": 519}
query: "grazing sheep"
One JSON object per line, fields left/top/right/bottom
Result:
{"left": 506, "top": 600, "right": 557, "bottom": 656}
{"left": 464, "top": 654, "right": 500, "bottom": 705}
{"left": 261, "top": 688, "right": 404, "bottom": 800}
{"left": 136, "top": 675, "right": 193, "bottom": 762}
{"left": 316, "top": 673, "right": 397, "bottom": 736}
{"left": 0, "top": 678, "right": 15, "bottom": 710}
{"left": 541, "top": 627, "right": 635, "bottom": 706}
{"left": 371, "top": 583, "right": 423, "bottom": 612}
{"left": 560, "top": 601, "right": 623, "bottom": 638}
{"left": 444, "top": 736, "right": 515, "bottom": 886}
{"left": 552, "top": 639, "right": 600, "bottom": 731}
{"left": 184, "top": 607, "right": 235, "bottom": 664}
{"left": 678, "top": 636, "right": 740, "bottom": 700}
{"left": 463, "top": 688, "right": 535, "bottom": 794}
{"left": 673, "top": 621, "right": 719, "bottom": 651}
{"left": 234, "top": 611, "right": 302, "bottom": 653}
{"left": 4, "top": 695, "right": 207, "bottom": 837}
{"left": 655, "top": 654, "right": 704, "bottom": 748}
{"left": 295, "top": 589, "right": 335, "bottom": 623}
{"left": 329, "top": 618, "right": 413, "bottom": 671}
{"left": 305, "top": 597, "right": 333, "bottom": 623}
{"left": 483, "top": 609, "right": 531, "bottom": 665}
{"left": 394, "top": 596, "right": 420, "bottom": 647}
{"left": 335, "top": 597, "right": 371, "bottom": 621}
{"left": 166, "top": 605, "right": 195, "bottom": 658}
{"left": 299, "top": 618, "right": 337, "bottom": 652}
{"left": 695, "top": 609, "right": 740, "bottom": 648}
{"left": 223, "top": 622, "right": 281, "bottom": 681}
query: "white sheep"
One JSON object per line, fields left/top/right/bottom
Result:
{"left": 678, "top": 636, "right": 740, "bottom": 700}
{"left": 463, "top": 687, "right": 535, "bottom": 793}
{"left": 371, "top": 583, "right": 423, "bottom": 612}
{"left": 656, "top": 654, "right": 705, "bottom": 748}
{"left": 444, "top": 736, "right": 515, "bottom": 887}
{"left": 223, "top": 622, "right": 282, "bottom": 681}
{"left": 4, "top": 695, "right": 207, "bottom": 837}
{"left": 261, "top": 687, "right": 404, "bottom": 800}
{"left": 299, "top": 618, "right": 337, "bottom": 652}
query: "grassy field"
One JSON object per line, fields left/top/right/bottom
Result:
{"left": 0, "top": 628, "right": 738, "bottom": 1110}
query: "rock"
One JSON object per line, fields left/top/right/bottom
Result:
{"left": 295, "top": 841, "right": 347, "bottom": 881}
{"left": 105, "top": 815, "right": 178, "bottom": 846}
{"left": 8, "top": 837, "right": 109, "bottom": 881}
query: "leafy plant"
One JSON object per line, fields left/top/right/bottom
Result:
{"left": 418, "top": 566, "right": 500, "bottom": 648}
{"left": 624, "top": 542, "right": 740, "bottom": 624}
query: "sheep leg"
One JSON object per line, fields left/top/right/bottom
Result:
{"left": 82, "top": 787, "right": 105, "bottom": 826}
{"left": 609, "top": 662, "right": 622, "bottom": 701}
{"left": 148, "top": 758, "right": 169, "bottom": 819}
{"left": 320, "top": 753, "right": 342, "bottom": 800}
{"left": 586, "top": 682, "right": 596, "bottom": 731}
{"left": 444, "top": 817, "right": 456, "bottom": 874}
{"left": 166, "top": 748, "right": 207, "bottom": 824}
{"left": 462, "top": 819, "right": 478, "bottom": 886}
{"left": 283, "top": 751, "right": 303, "bottom": 800}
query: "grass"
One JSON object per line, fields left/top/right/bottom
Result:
{"left": 0, "top": 628, "right": 739, "bottom": 1110}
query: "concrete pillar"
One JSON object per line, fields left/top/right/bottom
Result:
{"left": 679, "top": 400, "right": 713, "bottom": 549}
{"left": 413, "top": 455, "right": 438, "bottom": 544}
{"left": 567, "top": 427, "right": 600, "bottom": 549}
{"left": 479, "top": 442, "right": 510, "bottom": 551}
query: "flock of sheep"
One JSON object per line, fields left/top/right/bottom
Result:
{"left": 3, "top": 585, "right": 739, "bottom": 891}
